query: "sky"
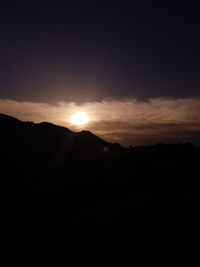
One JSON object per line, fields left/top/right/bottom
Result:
{"left": 0, "top": 1, "right": 200, "bottom": 146}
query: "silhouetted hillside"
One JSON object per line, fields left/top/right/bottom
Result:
{"left": 0, "top": 113, "right": 200, "bottom": 265}
{"left": 0, "top": 113, "right": 124, "bottom": 167}
{"left": 1, "top": 113, "right": 200, "bottom": 183}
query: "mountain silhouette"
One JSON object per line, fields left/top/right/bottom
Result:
{"left": 0, "top": 113, "right": 124, "bottom": 167}
{"left": 1, "top": 113, "right": 199, "bottom": 183}
{"left": 1, "top": 113, "right": 200, "bottom": 266}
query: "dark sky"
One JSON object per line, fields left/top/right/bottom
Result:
{"left": 0, "top": 0, "right": 200, "bottom": 103}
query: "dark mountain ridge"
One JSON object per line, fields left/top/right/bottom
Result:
{"left": 1, "top": 113, "right": 199, "bottom": 184}
{"left": 1, "top": 113, "right": 200, "bottom": 265}
{"left": 0, "top": 113, "right": 124, "bottom": 167}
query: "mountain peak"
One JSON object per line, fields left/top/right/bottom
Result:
{"left": 38, "top": 121, "right": 72, "bottom": 133}
{"left": 0, "top": 113, "right": 125, "bottom": 163}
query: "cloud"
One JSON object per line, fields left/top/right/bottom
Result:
{"left": 0, "top": 97, "right": 200, "bottom": 146}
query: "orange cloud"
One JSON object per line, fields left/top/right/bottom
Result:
{"left": 0, "top": 97, "right": 200, "bottom": 146}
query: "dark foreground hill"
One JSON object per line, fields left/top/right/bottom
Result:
{"left": 0, "top": 113, "right": 123, "bottom": 163}
{"left": 0, "top": 114, "right": 200, "bottom": 265}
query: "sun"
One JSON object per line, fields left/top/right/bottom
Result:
{"left": 70, "top": 112, "right": 89, "bottom": 125}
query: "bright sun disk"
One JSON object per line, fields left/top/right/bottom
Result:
{"left": 70, "top": 112, "right": 89, "bottom": 125}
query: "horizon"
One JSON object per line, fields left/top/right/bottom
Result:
{"left": 0, "top": 1, "right": 200, "bottom": 146}
{"left": 1, "top": 2, "right": 200, "bottom": 262}
{"left": 1, "top": 105, "right": 200, "bottom": 148}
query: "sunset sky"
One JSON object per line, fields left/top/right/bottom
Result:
{"left": 0, "top": 1, "right": 200, "bottom": 146}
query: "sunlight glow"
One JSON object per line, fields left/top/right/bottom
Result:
{"left": 70, "top": 112, "right": 89, "bottom": 125}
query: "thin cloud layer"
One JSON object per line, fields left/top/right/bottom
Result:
{"left": 0, "top": 97, "right": 200, "bottom": 146}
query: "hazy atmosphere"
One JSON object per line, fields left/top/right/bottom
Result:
{"left": 1, "top": 97, "right": 200, "bottom": 146}
{"left": 1, "top": 1, "right": 200, "bottom": 264}
{"left": 1, "top": 1, "right": 200, "bottom": 147}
